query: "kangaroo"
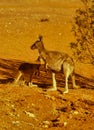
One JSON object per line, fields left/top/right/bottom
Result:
{"left": 31, "top": 35, "right": 79, "bottom": 93}
{"left": 13, "top": 62, "right": 40, "bottom": 87}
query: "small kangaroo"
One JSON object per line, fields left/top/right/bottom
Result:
{"left": 31, "top": 35, "right": 79, "bottom": 93}
{"left": 13, "top": 62, "right": 40, "bottom": 87}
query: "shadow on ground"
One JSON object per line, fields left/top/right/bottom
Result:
{"left": 0, "top": 58, "right": 94, "bottom": 89}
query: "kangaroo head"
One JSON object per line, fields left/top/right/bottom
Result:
{"left": 31, "top": 35, "right": 44, "bottom": 50}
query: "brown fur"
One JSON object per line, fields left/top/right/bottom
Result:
{"left": 31, "top": 36, "right": 79, "bottom": 93}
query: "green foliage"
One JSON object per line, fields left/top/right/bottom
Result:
{"left": 70, "top": 0, "right": 94, "bottom": 64}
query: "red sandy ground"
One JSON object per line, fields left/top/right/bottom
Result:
{"left": 0, "top": 1, "right": 94, "bottom": 130}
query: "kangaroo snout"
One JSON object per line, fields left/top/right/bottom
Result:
{"left": 31, "top": 44, "right": 36, "bottom": 50}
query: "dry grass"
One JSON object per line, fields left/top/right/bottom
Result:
{"left": 0, "top": 1, "right": 94, "bottom": 130}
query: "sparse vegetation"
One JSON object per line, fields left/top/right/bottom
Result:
{"left": 0, "top": 1, "right": 94, "bottom": 130}
{"left": 70, "top": 0, "right": 94, "bottom": 64}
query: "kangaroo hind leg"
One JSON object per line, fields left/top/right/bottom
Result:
{"left": 63, "top": 62, "right": 73, "bottom": 94}
{"left": 47, "top": 72, "right": 57, "bottom": 91}
{"left": 13, "top": 71, "right": 22, "bottom": 85}
{"left": 71, "top": 73, "right": 80, "bottom": 89}
{"left": 28, "top": 72, "right": 38, "bottom": 87}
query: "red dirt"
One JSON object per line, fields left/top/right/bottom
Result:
{"left": 0, "top": 1, "right": 94, "bottom": 130}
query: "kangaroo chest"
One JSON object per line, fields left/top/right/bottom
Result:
{"left": 40, "top": 51, "right": 66, "bottom": 72}
{"left": 39, "top": 50, "right": 71, "bottom": 72}
{"left": 46, "top": 58, "right": 64, "bottom": 71}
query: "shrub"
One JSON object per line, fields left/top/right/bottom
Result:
{"left": 70, "top": 0, "right": 94, "bottom": 64}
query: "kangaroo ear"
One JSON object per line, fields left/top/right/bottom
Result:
{"left": 39, "top": 35, "right": 43, "bottom": 41}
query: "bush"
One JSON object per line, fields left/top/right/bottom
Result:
{"left": 70, "top": 0, "right": 94, "bottom": 64}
